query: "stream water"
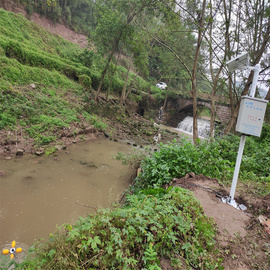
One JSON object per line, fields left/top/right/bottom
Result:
{"left": 176, "top": 116, "right": 211, "bottom": 138}
{"left": 0, "top": 139, "right": 134, "bottom": 252}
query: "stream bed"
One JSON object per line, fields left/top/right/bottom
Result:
{"left": 0, "top": 139, "right": 134, "bottom": 251}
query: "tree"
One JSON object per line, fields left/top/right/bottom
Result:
{"left": 190, "top": 0, "right": 207, "bottom": 143}
{"left": 190, "top": 0, "right": 269, "bottom": 137}
{"left": 137, "top": 0, "right": 210, "bottom": 143}
{"left": 120, "top": 28, "right": 150, "bottom": 104}
{"left": 92, "top": 0, "right": 163, "bottom": 102}
{"left": 224, "top": 2, "right": 270, "bottom": 133}
{"left": 266, "top": 87, "right": 270, "bottom": 100}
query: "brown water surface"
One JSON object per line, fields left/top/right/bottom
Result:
{"left": 0, "top": 139, "right": 133, "bottom": 251}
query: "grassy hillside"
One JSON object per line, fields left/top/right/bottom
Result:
{"left": 0, "top": 9, "right": 162, "bottom": 150}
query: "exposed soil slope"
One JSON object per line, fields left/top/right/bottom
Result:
{"left": 0, "top": 0, "right": 88, "bottom": 48}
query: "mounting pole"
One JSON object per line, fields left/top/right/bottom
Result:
{"left": 249, "top": 64, "right": 261, "bottom": 98}
{"left": 227, "top": 64, "right": 260, "bottom": 208}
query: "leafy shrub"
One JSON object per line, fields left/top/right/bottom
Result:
{"left": 254, "top": 122, "right": 270, "bottom": 143}
{"left": 78, "top": 49, "right": 94, "bottom": 68}
{"left": 136, "top": 136, "right": 269, "bottom": 191}
{"left": 35, "top": 134, "right": 57, "bottom": 145}
{"left": 210, "top": 133, "right": 270, "bottom": 178}
{"left": 103, "top": 73, "right": 124, "bottom": 93}
{"left": 17, "top": 187, "right": 222, "bottom": 269}
{"left": 78, "top": 74, "right": 92, "bottom": 89}
{"left": 90, "top": 70, "right": 102, "bottom": 89}
{"left": 137, "top": 139, "right": 227, "bottom": 188}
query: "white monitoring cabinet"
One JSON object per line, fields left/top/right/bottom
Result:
{"left": 236, "top": 96, "right": 268, "bottom": 137}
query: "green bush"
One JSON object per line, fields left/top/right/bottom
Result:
{"left": 90, "top": 70, "right": 102, "bottom": 89}
{"left": 0, "top": 46, "right": 4, "bottom": 56}
{"left": 138, "top": 139, "right": 229, "bottom": 188}
{"left": 78, "top": 49, "right": 94, "bottom": 68}
{"left": 78, "top": 74, "right": 92, "bottom": 89}
{"left": 136, "top": 136, "right": 269, "bottom": 194}
{"left": 103, "top": 73, "right": 124, "bottom": 93}
{"left": 17, "top": 187, "right": 222, "bottom": 269}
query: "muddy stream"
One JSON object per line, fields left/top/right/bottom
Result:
{"left": 0, "top": 139, "right": 134, "bottom": 252}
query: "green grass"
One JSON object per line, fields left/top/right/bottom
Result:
{"left": 0, "top": 8, "right": 115, "bottom": 145}
{"left": 0, "top": 8, "right": 164, "bottom": 145}
{"left": 0, "top": 8, "right": 164, "bottom": 97}
{"left": 0, "top": 9, "right": 82, "bottom": 58}
{"left": 0, "top": 56, "right": 78, "bottom": 87}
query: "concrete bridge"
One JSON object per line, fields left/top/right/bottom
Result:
{"left": 164, "top": 94, "right": 232, "bottom": 127}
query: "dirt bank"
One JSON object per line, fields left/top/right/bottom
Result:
{"left": 169, "top": 173, "right": 270, "bottom": 270}
{"left": 0, "top": 0, "right": 88, "bottom": 48}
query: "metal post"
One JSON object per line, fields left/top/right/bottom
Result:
{"left": 227, "top": 63, "right": 260, "bottom": 209}
{"left": 249, "top": 64, "right": 260, "bottom": 98}
{"left": 228, "top": 135, "right": 246, "bottom": 206}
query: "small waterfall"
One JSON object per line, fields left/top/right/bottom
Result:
{"left": 176, "top": 116, "right": 211, "bottom": 138}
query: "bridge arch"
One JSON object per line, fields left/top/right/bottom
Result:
{"left": 165, "top": 97, "right": 231, "bottom": 127}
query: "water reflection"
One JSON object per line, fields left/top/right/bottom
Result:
{"left": 0, "top": 139, "right": 133, "bottom": 249}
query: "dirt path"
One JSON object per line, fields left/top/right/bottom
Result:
{"left": 171, "top": 174, "right": 270, "bottom": 270}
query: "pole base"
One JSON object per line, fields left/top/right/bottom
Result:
{"left": 220, "top": 197, "right": 247, "bottom": 211}
{"left": 227, "top": 198, "right": 240, "bottom": 209}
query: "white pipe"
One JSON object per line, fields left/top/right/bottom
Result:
{"left": 249, "top": 64, "right": 260, "bottom": 98}
{"left": 228, "top": 135, "right": 246, "bottom": 202}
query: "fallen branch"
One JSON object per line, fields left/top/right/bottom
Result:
{"left": 76, "top": 201, "right": 97, "bottom": 212}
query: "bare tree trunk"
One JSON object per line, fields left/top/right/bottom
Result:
{"left": 163, "top": 93, "right": 168, "bottom": 111}
{"left": 228, "top": 76, "right": 235, "bottom": 120}
{"left": 191, "top": 0, "right": 207, "bottom": 144}
{"left": 120, "top": 52, "right": 133, "bottom": 104}
{"left": 106, "top": 44, "right": 123, "bottom": 101}
{"left": 209, "top": 91, "right": 216, "bottom": 138}
{"left": 95, "top": 37, "right": 121, "bottom": 102}
{"left": 208, "top": 0, "right": 215, "bottom": 139}
{"left": 221, "top": 0, "right": 236, "bottom": 131}
{"left": 125, "top": 72, "right": 139, "bottom": 98}
{"left": 266, "top": 87, "right": 270, "bottom": 101}
{"left": 208, "top": 0, "right": 231, "bottom": 138}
